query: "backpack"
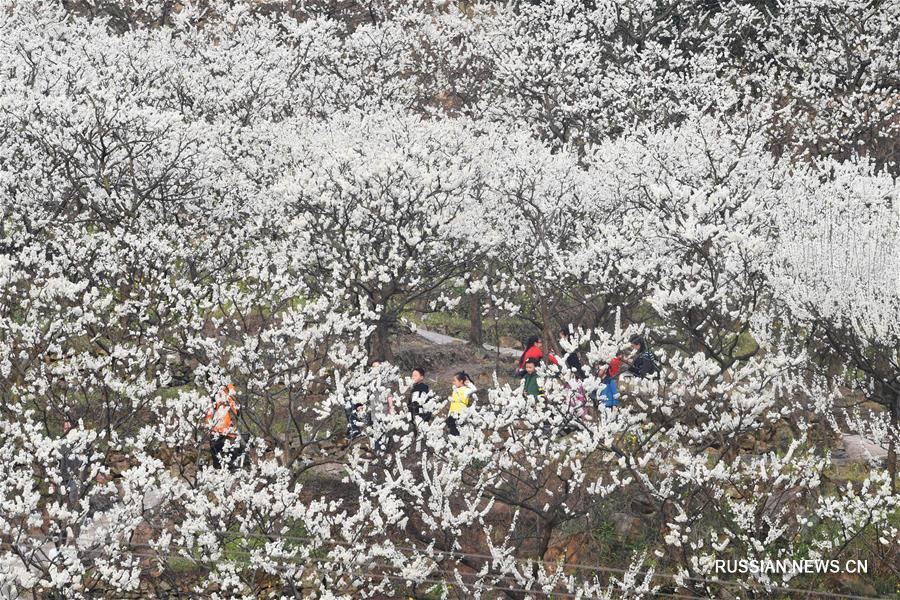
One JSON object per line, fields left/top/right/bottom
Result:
{"left": 632, "top": 350, "right": 659, "bottom": 378}
{"left": 637, "top": 351, "right": 659, "bottom": 377}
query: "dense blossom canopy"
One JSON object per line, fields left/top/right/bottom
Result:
{"left": 0, "top": 0, "right": 898, "bottom": 597}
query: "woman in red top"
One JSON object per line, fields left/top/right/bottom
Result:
{"left": 517, "top": 336, "right": 559, "bottom": 371}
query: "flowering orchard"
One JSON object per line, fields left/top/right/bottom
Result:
{"left": 0, "top": 0, "right": 898, "bottom": 598}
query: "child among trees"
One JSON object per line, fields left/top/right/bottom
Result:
{"left": 593, "top": 357, "right": 623, "bottom": 409}
{"left": 447, "top": 371, "right": 477, "bottom": 437}
{"left": 521, "top": 358, "right": 544, "bottom": 400}
{"left": 408, "top": 366, "right": 432, "bottom": 422}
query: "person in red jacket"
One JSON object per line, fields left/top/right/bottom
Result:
{"left": 517, "top": 336, "right": 559, "bottom": 372}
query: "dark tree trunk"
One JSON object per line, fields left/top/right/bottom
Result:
{"left": 889, "top": 395, "right": 898, "bottom": 494}
{"left": 468, "top": 292, "right": 484, "bottom": 347}
{"left": 539, "top": 295, "right": 555, "bottom": 354}
{"left": 370, "top": 318, "right": 393, "bottom": 362}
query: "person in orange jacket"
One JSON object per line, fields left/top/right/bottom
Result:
{"left": 206, "top": 383, "right": 242, "bottom": 470}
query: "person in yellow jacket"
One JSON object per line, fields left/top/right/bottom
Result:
{"left": 206, "top": 383, "right": 242, "bottom": 470}
{"left": 447, "top": 371, "right": 476, "bottom": 436}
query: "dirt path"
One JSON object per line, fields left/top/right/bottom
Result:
{"left": 837, "top": 434, "right": 889, "bottom": 462}
{"left": 414, "top": 327, "right": 520, "bottom": 357}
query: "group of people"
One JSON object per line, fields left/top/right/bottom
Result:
{"left": 199, "top": 329, "right": 659, "bottom": 464}
{"left": 516, "top": 328, "right": 659, "bottom": 414}
{"left": 340, "top": 328, "right": 659, "bottom": 445}
{"left": 344, "top": 362, "right": 479, "bottom": 445}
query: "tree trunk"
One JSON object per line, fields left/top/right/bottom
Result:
{"left": 889, "top": 395, "right": 898, "bottom": 494}
{"left": 369, "top": 318, "right": 393, "bottom": 362}
{"left": 538, "top": 293, "right": 555, "bottom": 354}
{"left": 468, "top": 292, "right": 484, "bottom": 347}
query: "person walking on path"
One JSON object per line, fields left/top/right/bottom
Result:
{"left": 593, "top": 356, "right": 623, "bottom": 409}
{"left": 522, "top": 358, "right": 565, "bottom": 437}
{"left": 625, "top": 335, "right": 659, "bottom": 379}
{"left": 554, "top": 326, "right": 585, "bottom": 380}
{"left": 521, "top": 358, "right": 544, "bottom": 400}
{"left": 554, "top": 326, "right": 588, "bottom": 428}
{"left": 206, "top": 383, "right": 243, "bottom": 470}
{"left": 447, "top": 371, "right": 477, "bottom": 437}
{"left": 517, "top": 336, "right": 559, "bottom": 373}
{"left": 408, "top": 366, "right": 433, "bottom": 424}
